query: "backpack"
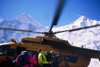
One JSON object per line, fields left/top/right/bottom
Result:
{"left": 19, "top": 51, "right": 30, "bottom": 66}
{"left": 45, "top": 51, "right": 53, "bottom": 62}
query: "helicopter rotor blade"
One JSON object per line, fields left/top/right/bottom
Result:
{"left": 49, "top": 0, "right": 66, "bottom": 32}
{"left": 0, "top": 27, "right": 46, "bottom": 34}
{"left": 68, "top": 24, "right": 100, "bottom": 32}
{"left": 53, "top": 24, "right": 100, "bottom": 34}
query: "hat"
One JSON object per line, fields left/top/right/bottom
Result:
{"left": 38, "top": 49, "right": 42, "bottom": 53}
{"left": 21, "top": 51, "right": 28, "bottom": 56}
{"left": 50, "top": 51, "right": 54, "bottom": 54}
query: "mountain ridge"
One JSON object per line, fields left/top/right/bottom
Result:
{"left": 0, "top": 13, "right": 48, "bottom": 42}
{"left": 15, "top": 13, "right": 46, "bottom": 28}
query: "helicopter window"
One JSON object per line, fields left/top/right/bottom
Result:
{"left": 41, "top": 39, "right": 48, "bottom": 44}
{"left": 63, "top": 55, "right": 78, "bottom": 63}
{"left": 16, "top": 47, "right": 26, "bottom": 55}
{"left": 7, "top": 48, "right": 16, "bottom": 56}
{"left": 42, "top": 39, "right": 62, "bottom": 45}
{"left": 0, "top": 51, "right": 3, "bottom": 55}
{"left": 41, "top": 39, "right": 70, "bottom": 49}
{"left": 0, "top": 45, "right": 10, "bottom": 56}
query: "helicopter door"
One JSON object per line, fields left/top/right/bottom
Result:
{"left": 0, "top": 45, "right": 10, "bottom": 56}
{"left": 0, "top": 45, "right": 12, "bottom": 60}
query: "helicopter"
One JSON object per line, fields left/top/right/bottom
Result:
{"left": 0, "top": 0, "right": 100, "bottom": 67}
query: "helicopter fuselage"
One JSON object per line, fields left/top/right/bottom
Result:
{"left": 0, "top": 36, "right": 100, "bottom": 67}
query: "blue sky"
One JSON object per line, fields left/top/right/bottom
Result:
{"left": 0, "top": 0, "right": 100, "bottom": 27}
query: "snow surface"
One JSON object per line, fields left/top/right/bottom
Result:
{"left": 0, "top": 14, "right": 100, "bottom": 67}
{"left": 53, "top": 16, "right": 100, "bottom": 67}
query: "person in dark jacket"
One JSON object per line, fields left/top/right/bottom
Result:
{"left": 6, "top": 56, "right": 14, "bottom": 67}
{"left": 0, "top": 56, "right": 14, "bottom": 67}
{"left": 50, "top": 51, "right": 56, "bottom": 67}
{"left": 55, "top": 54, "right": 61, "bottom": 67}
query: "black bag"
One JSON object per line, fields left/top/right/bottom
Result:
{"left": 45, "top": 51, "right": 53, "bottom": 62}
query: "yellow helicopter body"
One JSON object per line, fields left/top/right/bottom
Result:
{"left": 0, "top": 36, "right": 100, "bottom": 67}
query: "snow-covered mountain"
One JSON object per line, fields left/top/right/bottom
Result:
{"left": 53, "top": 16, "right": 100, "bottom": 50}
{"left": 0, "top": 13, "right": 48, "bottom": 43}
{"left": 0, "top": 14, "right": 100, "bottom": 67}
{"left": 53, "top": 16, "right": 100, "bottom": 67}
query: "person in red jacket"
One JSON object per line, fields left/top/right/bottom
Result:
{"left": 32, "top": 54, "right": 38, "bottom": 67}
